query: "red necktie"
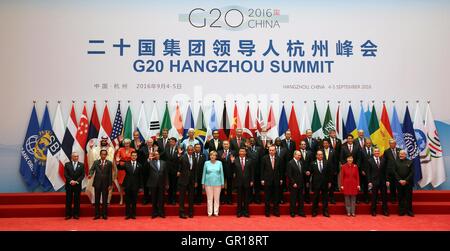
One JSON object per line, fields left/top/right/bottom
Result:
{"left": 271, "top": 157, "right": 275, "bottom": 170}
{"left": 241, "top": 158, "right": 245, "bottom": 172}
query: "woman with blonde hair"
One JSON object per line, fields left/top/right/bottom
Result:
{"left": 202, "top": 150, "right": 224, "bottom": 216}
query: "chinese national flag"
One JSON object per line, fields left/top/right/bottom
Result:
{"left": 230, "top": 102, "right": 242, "bottom": 138}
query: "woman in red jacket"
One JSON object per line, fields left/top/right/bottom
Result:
{"left": 340, "top": 154, "right": 360, "bottom": 217}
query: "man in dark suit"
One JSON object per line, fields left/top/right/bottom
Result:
{"left": 299, "top": 140, "right": 313, "bottom": 203}
{"left": 218, "top": 141, "right": 235, "bottom": 204}
{"left": 359, "top": 138, "right": 373, "bottom": 204}
{"left": 261, "top": 145, "right": 282, "bottom": 217}
{"left": 383, "top": 139, "right": 401, "bottom": 203}
{"left": 305, "top": 129, "right": 319, "bottom": 155}
{"left": 281, "top": 130, "right": 296, "bottom": 160}
{"left": 311, "top": 150, "right": 332, "bottom": 217}
{"left": 231, "top": 147, "right": 254, "bottom": 217}
{"left": 368, "top": 148, "right": 389, "bottom": 216}
{"left": 156, "top": 128, "right": 171, "bottom": 160}
{"left": 131, "top": 130, "right": 143, "bottom": 151}
{"left": 177, "top": 145, "right": 198, "bottom": 218}
{"left": 64, "top": 152, "right": 85, "bottom": 220}
{"left": 193, "top": 143, "right": 206, "bottom": 204}
{"left": 230, "top": 128, "right": 246, "bottom": 153}
{"left": 165, "top": 137, "right": 179, "bottom": 205}
{"left": 286, "top": 150, "right": 307, "bottom": 217}
{"left": 117, "top": 151, "right": 143, "bottom": 219}
{"left": 322, "top": 139, "right": 337, "bottom": 204}
{"left": 205, "top": 130, "right": 223, "bottom": 153}
{"left": 147, "top": 151, "right": 168, "bottom": 218}
{"left": 89, "top": 149, "right": 113, "bottom": 220}
{"left": 356, "top": 130, "right": 366, "bottom": 150}
{"left": 394, "top": 150, "right": 414, "bottom": 217}
{"left": 247, "top": 137, "right": 263, "bottom": 204}
{"left": 256, "top": 127, "right": 273, "bottom": 155}
{"left": 137, "top": 138, "right": 156, "bottom": 204}
{"left": 340, "top": 134, "right": 361, "bottom": 166}
{"left": 325, "top": 129, "right": 342, "bottom": 193}
{"left": 274, "top": 137, "right": 288, "bottom": 202}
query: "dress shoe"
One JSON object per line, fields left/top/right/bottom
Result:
{"left": 265, "top": 212, "right": 270, "bottom": 217}
{"left": 383, "top": 211, "right": 389, "bottom": 217}
{"left": 188, "top": 214, "right": 194, "bottom": 218}
{"left": 323, "top": 212, "right": 330, "bottom": 217}
{"left": 244, "top": 213, "right": 250, "bottom": 218}
{"left": 102, "top": 215, "right": 108, "bottom": 220}
{"left": 73, "top": 216, "right": 79, "bottom": 220}
{"left": 399, "top": 212, "right": 405, "bottom": 216}
{"left": 160, "top": 214, "right": 166, "bottom": 218}
{"left": 312, "top": 212, "right": 317, "bottom": 217}
{"left": 290, "top": 213, "right": 295, "bottom": 218}
{"left": 93, "top": 216, "right": 100, "bottom": 220}
{"left": 151, "top": 214, "right": 158, "bottom": 219}
{"left": 125, "top": 216, "right": 131, "bottom": 220}
{"left": 131, "top": 216, "right": 136, "bottom": 219}
{"left": 407, "top": 211, "right": 415, "bottom": 217}
{"left": 364, "top": 199, "right": 370, "bottom": 204}
{"left": 298, "top": 212, "right": 306, "bottom": 217}
{"left": 330, "top": 199, "right": 336, "bottom": 205}
{"left": 237, "top": 213, "right": 242, "bottom": 218}
{"left": 371, "top": 211, "right": 376, "bottom": 216}
{"left": 65, "top": 216, "right": 72, "bottom": 220}
{"left": 179, "top": 214, "right": 187, "bottom": 219}
{"left": 274, "top": 212, "right": 280, "bottom": 217}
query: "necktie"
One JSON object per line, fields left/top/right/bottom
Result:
{"left": 163, "top": 139, "right": 167, "bottom": 148}
{"left": 376, "top": 157, "right": 380, "bottom": 168}
{"left": 241, "top": 158, "right": 245, "bottom": 172}
{"left": 319, "top": 161, "right": 322, "bottom": 172}
{"left": 171, "top": 147, "right": 174, "bottom": 156}
{"left": 367, "top": 148, "right": 370, "bottom": 156}
{"left": 73, "top": 162, "right": 77, "bottom": 171}
{"left": 225, "top": 150, "right": 229, "bottom": 160}
{"left": 349, "top": 144, "right": 352, "bottom": 153}
{"left": 157, "top": 160, "right": 160, "bottom": 171}
{"left": 132, "top": 161, "right": 136, "bottom": 172}
{"left": 214, "top": 140, "right": 218, "bottom": 150}
{"left": 301, "top": 150, "right": 305, "bottom": 159}
{"left": 252, "top": 146, "right": 256, "bottom": 152}
{"left": 277, "top": 147, "right": 280, "bottom": 156}
{"left": 332, "top": 138, "right": 335, "bottom": 149}
{"left": 189, "top": 155, "right": 192, "bottom": 170}
{"left": 392, "top": 149, "right": 397, "bottom": 159}
{"left": 101, "top": 160, "right": 105, "bottom": 170}
{"left": 237, "top": 138, "right": 241, "bottom": 147}
{"left": 287, "top": 140, "right": 290, "bottom": 148}
{"left": 297, "top": 160, "right": 301, "bottom": 172}
{"left": 271, "top": 157, "right": 275, "bottom": 170}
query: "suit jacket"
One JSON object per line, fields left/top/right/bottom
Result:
{"left": 137, "top": 145, "right": 155, "bottom": 167}
{"left": 286, "top": 159, "right": 306, "bottom": 188}
{"left": 177, "top": 153, "right": 198, "bottom": 187}
{"left": 340, "top": 143, "right": 361, "bottom": 166}
{"left": 274, "top": 145, "right": 288, "bottom": 170}
{"left": 383, "top": 147, "right": 401, "bottom": 178}
{"left": 261, "top": 155, "right": 282, "bottom": 184}
{"left": 146, "top": 159, "right": 169, "bottom": 188}
{"left": 360, "top": 146, "right": 374, "bottom": 174}
{"left": 205, "top": 138, "right": 223, "bottom": 152}
{"left": 117, "top": 161, "right": 143, "bottom": 191}
{"left": 232, "top": 157, "right": 254, "bottom": 187}
{"left": 305, "top": 137, "right": 319, "bottom": 154}
{"left": 156, "top": 137, "right": 171, "bottom": 160}
{"left": 64, "top": 162, "right": 85, "bottom": 187}
{"left": 281, "top": 139, "right": 296, "bottom": 160}
{"left": 194, "top": 152, "right": 207, "bottom": 180}
{"left": 322, "top": 147, "right": 337, "bottom": 174}
{"left": 299, "top": 149, "right": 314, "bottom": 168}
{"left": 89, "top": 159, "right": 113, "bottom": 189}
{"left": 367, "top": 156, "right": 387, "bottom": 185}
{"left": 165, "top": 145, "right": 180, "bottom": 174}
{"left": 130, "top": 140, "right": 143, "bottom": 152}
{"left": 256, "top": 136, "right": 273, "bottom": 155}
{"left": 230, "top": 138, "right": 247, "bottom": 153}
{"left": 356, "top": 137, "right": 366, "bottom": 150}
{"left": 217, "top": 149, "right": 236, "bottom": 177}
{"left": 310, "top": 160, "right": 332, "bottom": 190}
{"left": 325, "top": 137, "right": 342, "bottom": 157}
{"left": 394, "top": 159, "right": 414, "bottom": 184}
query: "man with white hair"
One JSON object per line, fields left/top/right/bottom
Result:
{"left": 383, "top": 139, "right": 402, "bottom": 203}
{"left": 181, "top": 128, "right": 199, "bottom": 151}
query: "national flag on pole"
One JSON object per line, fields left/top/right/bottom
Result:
{"left": 336, "top": 103, "right": 344, "bottom": 139}
{"left": 183, "top": 104, "right": 195, "bottom": 139}
{"left": 243, "top": 102, "right": 255, "bottom": 139}
{"left": 278, "top": 103, "right": 289, "bottom": 139}
{"left": 300, "top": 103, "right": 311, "bottom": 140}
{"left": 230, "top": 102, "right": 242, "bottom": 138}
{"left": 414, "top": 103, "right": 429, "bottom": 187}
{"left": 207, "top": 102, "right": 219, "bottom": 137}
{"left": 219, "top": 102, "right": 230, "bottom": 140}
{"left": 98, "top": 102, "right": 112, "bottom": 144}
{"left": 87, "top": 102, "right": 100, "bottom": 151}
{"left": 380, "top": 103, "right": 393, "bottom": 138}
{"left": 391, "top": 104, "right": 405, "bottom": 149}
{"left": 358, "top": 103, "right": 371, "bottom": 138}
{"left": 311, "top": 102, "right": 323, "bottom": 138}
{"left": 73, "top": 104, "right": 89, "bottom": 188}
{"left": 266, "top": 103, "right": 278, "bottom": 140}
{"left": 195, "top": 105, "right": 207, "bottom": 149}
{"left": 111, "top": 103, "right": 124, "bottom": 150}
{"left": 345, "top": 104, "right": 358, "bottom": 139}
{"left": 288, "top": 103, "right": 301, "bottom": 148}
{"left": 161, "top": 102, "right": 172, "bottom": 135}
{"left": 365, "top": 103, "right": 372, "bottom": 126}
{"left": 368, "top": 104, "right": 390, "bottom": 155}
{"left": 255, "top": 103, "right": 265, "bottom": 136}
{"left": 45, "top": 103, "right": 66, "bottom": 191}
{"left": 123, "top": 103, "right": 134, "bottom": 141}
{"left": 420, "top": 103, "right": 446, "bottom": 187}
{"left": 403, "top": 105, "right": 422, "bottom": 184}
{"left": 322, "top": 103, "right": 335, "bottom": 137}
{"left": 19, "top": 104, "right": 40, "bottom": 191}
{"left": 136, "top": 102, "right": 149, "bottom": 141}
{"left": 60, "top": 103, "right": 78, "bottom": 182}
{"left": 34, "top": 104, "right": 53, "bottom": 191}
{"left": 173, "top": 103, "right": 184, "bottom": 140}
{"left": 149, "top": 103, "right": 161, "bottom": 139}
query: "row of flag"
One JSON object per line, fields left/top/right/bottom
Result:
{"left": 20, "top": 100, "right": 445, "bottom": 192}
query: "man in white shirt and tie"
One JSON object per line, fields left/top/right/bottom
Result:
{"left": 311, "top": 150, "right": 331, "bottom": 217}
{"left": 218, "top": 141, "right": 235, "bottom": 204}
{"left": 286, "top": 151, "right": 307, "bottom": 217}
{"left": 205, "top": 130, "right": 223, "bottom": 153}
{"left": 368, "top": 148, "right": 389, "bottom": 216}
{"left": 261, "top": 146, "right": 282, "bottom": 217}
{"left": 117, "top": 151, "right": 143, "bottom": 219}
{"left": 64, "top": 152, "right": 85, "bottom": 220}
{"left": 383, "top": 139, "right": 401, "bottom": 203}
{"left": 89, "top": 150, "right": 113, "bottom": 220}
{"left": 299, "top": 140, "right": 312, "bottom": 203}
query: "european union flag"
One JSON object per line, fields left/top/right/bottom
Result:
{"left": 402, "top": 106, "right": 422, "bottom": 184}
{"left": 19, "top": 104, "right": 40, "bottom": 191}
